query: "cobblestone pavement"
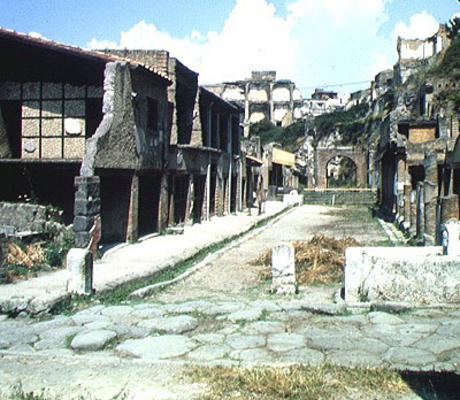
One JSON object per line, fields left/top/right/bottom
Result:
{"left": 0, "top": 205, "right": 458, "bottom": 398}
{"left": 1, "top": 301, "right": 459, "bottom": 372}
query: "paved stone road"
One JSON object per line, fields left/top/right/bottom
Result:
{"left": 1, "top": 300, "right": 459, "bottom": 372}
{"left": 0, "top": 205, "right": 459, "bottom": 398}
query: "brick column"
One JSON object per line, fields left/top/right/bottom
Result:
{"left": 126, "top": 173, "right": 139, "bottom": 243}
{"left": 423, "top": 150, "right": 438, "bottom": 245}
{"left": 73, "top": 176, "right": 101, "bottom": 248}
{"left": 168, "top": 175, "right": 176, "bottom": 226}
{"left": 184, "top": 174, "right": 194, "bottom": 225}
{"left": 158, "top": 173, "right": 169, "bottom": 232}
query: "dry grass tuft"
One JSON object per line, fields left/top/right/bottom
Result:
{"left": 189, "top": 364, "right": 409, "bottom": 400}
{"left": 252, "top": 235, "right": 360, "bottom": 285}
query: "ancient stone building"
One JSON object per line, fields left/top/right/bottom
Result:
{"left": 0, "top": 28, "right": 173, "bottom": 246}
{"left": 103, "top": 50, "right": 245, "bottom": 226}
{"left": 205, "top": 71, "right": 303, "bottom": 136}
{"left": 376, "top": 24, "right": 459, "bottom": 245}
{"left": 395, "top": 24, "right": 450, "bottom": 86}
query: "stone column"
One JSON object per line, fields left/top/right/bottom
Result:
{"left": 423, "top": 150, "right": 438, "bottom": 245}
{"left": 126, "top": 173, "right": 139, "bottom": 243}
{"left": 73, "top": 176, "right": 101, "bottom": 248}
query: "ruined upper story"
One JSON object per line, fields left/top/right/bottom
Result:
{"left": 397, "top": 25, "right": 450, "bottom": 62}
{"left": 103, "top": 50, "right": 199, "bottom": 147}
{"left": 0, "top": 29, "right": 171, "bottom": 172}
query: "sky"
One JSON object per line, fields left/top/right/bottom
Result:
{"left": 1, "top": 0, "right": 459, "bottom": 96}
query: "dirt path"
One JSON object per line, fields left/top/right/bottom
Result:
{"left": 155, "top": 204, "right": 387, "bottom": 304}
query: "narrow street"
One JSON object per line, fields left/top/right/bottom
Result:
{"left": 1, "top": 204, "right": 458, "bottom": 399}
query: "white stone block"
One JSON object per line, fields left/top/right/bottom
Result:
{"left": 271, "top": 242, "right": 296, "bottom": 295}
{"left": 67, "top": 248, "right": 93, "bottom": 295}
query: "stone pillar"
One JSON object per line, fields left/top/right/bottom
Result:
{"left": 73, "top": 176, "right": 101, "bottom": 248}
{"left": 158, "top": 173, "right": 169, "bottom": 232}
{"left": 423, "top": 150, "right": 438, "bottom": 245}
{"left": 416, "top": 182, "right": 425, "bottom": 241}
{"left": 270, "top": 242, "right": 296, "bottom": 295}
{"left": 66, "top": 248, "right": 93, "bottom": 295}
{"left": 126, "top": 173, "right": 139, "bottom": 243}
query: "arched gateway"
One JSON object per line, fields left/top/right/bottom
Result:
{"left": 315, "top": 146, "right": 367, "bottom": 188}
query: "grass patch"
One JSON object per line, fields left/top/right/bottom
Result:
{"left": 2, "top": 383, "right": 130, "bottom": 399}
{"left": 253, "top": 235, "right": 359, "bottom": 285}
{"left": 188, "top": 364, "right": 409, "bottom": 400}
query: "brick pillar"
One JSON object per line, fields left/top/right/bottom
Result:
{"left": 202, "top": 164, "right": 211, "bottom": 220}
{"left": 423, "top": 150, "right": 438, "bottom": 245}
{"left": 73, "top": 176, "right": 101, "bottom": 248}
{"left": 158, "top": 173, "right": 169, "bottom": 232}
{"left": 441, "top": 195, "right": 460, "bottom": 223}
{"left": 404, "top": 183, "right": 411, "bottom": 229}
{"left": 409, "top": 190, "right": 417, "bottom": 237}
{"left": 168, "top": 175, "right": 175, "bottom": 226}
{"left": 126, "top": 173, "right": 139, "bottom": 243}
{"left": 416, "top": 182, "right": 425, "bottom": 241}
{"left": 396, "top": 158, "right": 406, "bottom": 220}
{"left": 184, "top": 174, "right": 194, "bottom": 225}
{"left": 237, "top": 159, "right": 243, "bottom": 212}
{"left": 216, "top": 173, "right": 224, "bottom": 217}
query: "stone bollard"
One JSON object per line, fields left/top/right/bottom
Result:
{"left": 270, "top": 242, "right": 297, "bottom": 295}
{"left": 66, "top": 248, "right": 93, "bottom": 295}
{"left": 441, "top": 220, "right": 460, "bottom": 257}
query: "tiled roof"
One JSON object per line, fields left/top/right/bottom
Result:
{"left": 0, "top": 27, "right": 171, "bottom": 83}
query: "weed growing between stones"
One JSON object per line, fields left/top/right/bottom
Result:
{"left": 3, "top": 382, "right": 130, "bottom": 400}
{"left": 188, "top": 364, "right": 410, "bottom": 400}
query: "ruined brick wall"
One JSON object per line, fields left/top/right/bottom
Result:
{"left": 315, "top": 147, "right": 368, "bottom": 189}
{"left": 103, "top": 50, "right": 170, "bottom": 76}
{"left": 408, "top": 127, "right": 436, "bottom": 143}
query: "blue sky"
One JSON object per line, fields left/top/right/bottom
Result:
{"left": 1, "top": 0, "right": 459, "bottom": 96}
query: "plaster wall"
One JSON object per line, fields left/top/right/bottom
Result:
{"left": 272, "top": 87, "right": 290, "bottom": 102}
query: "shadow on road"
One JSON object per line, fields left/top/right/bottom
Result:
{"left": 400, "top": 371, "right": 460, "bottom": 399}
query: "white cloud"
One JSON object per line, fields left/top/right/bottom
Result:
{"left": 87, "top": 0, "right": 398, "bottom": 91}
{"left": 87, "top": 38, "right": 117, "bottom": 49}
{"left": 392, "top": 11, "right": 439, "bottom": 40}
{"left": 88, "top": 1, "right": 295, "bottom": 84}
{"left": 29, "top": 31, "right": 48, "bottom": 40}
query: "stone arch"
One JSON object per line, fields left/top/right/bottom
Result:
{"left": 326, "top": 155, "right": 357, "bottom": 187}
{"left": 315, "top": 146, "right": 367, "bottom": 188}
